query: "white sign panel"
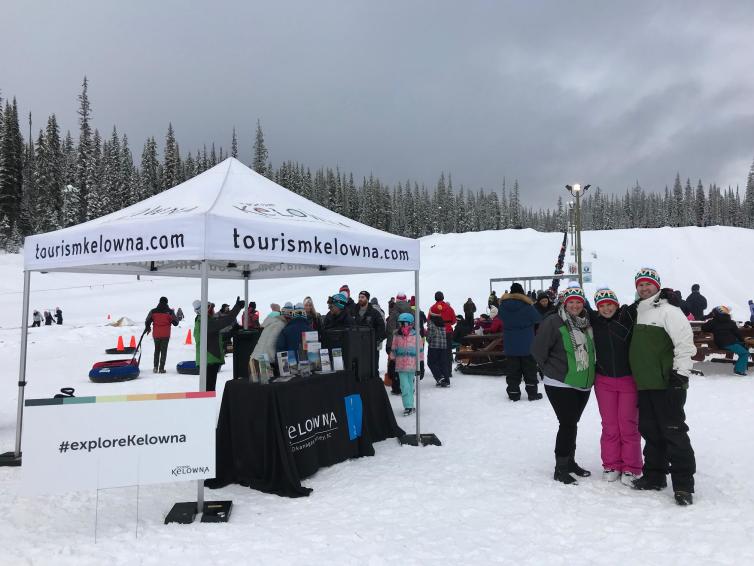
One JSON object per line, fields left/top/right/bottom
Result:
{"left": 22, "top": 392, "right": 215, "bottom": 495}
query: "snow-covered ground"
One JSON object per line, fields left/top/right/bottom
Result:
{"left": 0, "top": 226, "right": 752, "bottom": 565}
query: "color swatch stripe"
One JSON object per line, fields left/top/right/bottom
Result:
{"left": 25, "top": 391, "right": 215, "bottom": 407}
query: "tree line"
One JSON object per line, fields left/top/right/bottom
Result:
{"left": 1, "top": 78, "right": 753, "bottom": 250}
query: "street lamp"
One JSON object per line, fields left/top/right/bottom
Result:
{"left": 565, "top": 183, "right": 591, "bottom": 287}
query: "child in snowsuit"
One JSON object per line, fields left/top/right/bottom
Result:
{"left": 389, "top": 312, "right": 424, "bottom": 416}
{"left": 702, "top": 306, "right": 749, "bottom": 376}
{"left": 588, "top": 288, "right": 642, "bottom": 486}
{"left": 427, "top": 311, "right": 449, "bottom": 386}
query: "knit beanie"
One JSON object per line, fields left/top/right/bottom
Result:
{"left": 192, "top": 299, "right": 202, "bottom": 313}
{"left": 359, "top": 290, "right": 370, "bottom": 300}
{"left": 293, "top": 302, "right": 307, "bottom": 318}
{"left": 559, "top": 284, "right": 586, "bottom": 305}
{"left": 331, "top": 293, "right": 348, "bottom": 309}
{"left": 159, "top": 296, "right": 168, "bottom": 305}
{"left": 396, "top": 292, "right": 407, "bottom": 301}
{"left": 339, "top": 285, "right": 350, "bottom": 298}
{"left": 281, "top": 302, "right": 295, "bottom": 317}
{"left": 635, "top": 267, "right": 661, "bottom": 290}
{"left": 594, "top": 287, "right": 619, "bottom": 308}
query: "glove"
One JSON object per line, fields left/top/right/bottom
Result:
{"left": 234, "top": 296, "right": 245, "bottom": 310}
{"left": 668, "top": 370, "right": 688, "bottom": 389}
{"left": 419, "top": 361, "right": 425, "bottom": 380}
{"left": 145, "top": 327, "right": 151, "bottom": 335}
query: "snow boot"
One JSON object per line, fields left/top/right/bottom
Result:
{"left": 554, "top": 457, "right": 578, "bottom": 485}
{"left": 568, "top": 457, "right": 591, "bottom": 478}
{"left": 674, "top": 491, "right": 693, "bottom": 506}
{"left": 403, "top": 408, "right": 415, "bottom": 417}
{"left": 528, "top": 393, "right": 543, "bottom": 401}
{"left": 602, "top": 469, "right": 619, "bottom": 482}
{"left": 620, "top": 472, "right": 640, "bottom": 487}
{"left": 632, "top": 475, "right": 667, "bottom": 491}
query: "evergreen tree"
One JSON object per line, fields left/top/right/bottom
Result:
{"left": 139, "top": 137, "right": 160, "bottom": 199}
{"left": 231, "top": 127, "right": 238, "bottom": 158}
{"left": 163, "top": 123, "right": 180, "bottom": 189}
{"left": 0, "top": 99, "right": 25, "bottom": 234}
{"left": 509, "top": 180, "right": 521, "bottom": 228}
{"left": 75, "top": 77, "right": 92, "bottom": 222}
{"left": 744, "top": 157, "right": 754, "bottom": 228}
{"left": 252, "top": 119, "right": 269, "bottom": 177}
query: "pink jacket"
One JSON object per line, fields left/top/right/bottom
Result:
{"left": 389, "top": 331, "right": 425, "bottom": 372}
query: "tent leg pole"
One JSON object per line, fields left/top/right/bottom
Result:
{"left": 197, "top": 260, "right": 209, "bottom": 514}
{"left": 15, "top": 270, "right": 30, "bottom": 457}
{"left": 414, "top": 270, "right": 421, "bottom": 441}
{"left": 243, "top": 276, "right": 249, "bottom": 330}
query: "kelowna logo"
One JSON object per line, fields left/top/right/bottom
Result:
{"left": 233, "top": 202, "right": 351, "bottom": 228}
{"left": 171, "top": 464, "right": 210, "bottom": 477}
{"left": 287, "top": 411, "right": 339, "bottom": 451}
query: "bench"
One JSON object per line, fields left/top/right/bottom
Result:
{"left": 692, "top": 329, "right": 753, "bottom": 365}
{"left": 455, "top": 334, "right": 505, "bottom": 364}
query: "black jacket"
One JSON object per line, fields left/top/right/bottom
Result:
{"left": 352, "top": 303, "right": 387, "bottom": 343}
{"left": 588, "top": 306, "right": 635, "bottom": 377}
{"left": 685, "top": 291, "right": 707, "bottom": 320}
{"left": 701, "top": 312, "right": 743, "bottom": 348}
{"left": 323, "top": 308, "right": 354, "bottom": 331}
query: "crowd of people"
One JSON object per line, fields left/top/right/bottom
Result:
{"left": 29, "top": 307, "right": 63, "bottom": 327}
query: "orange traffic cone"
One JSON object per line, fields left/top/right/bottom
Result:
{"left": 184, "top": 329, "right": 192, "bottom": 345}
{"left": 116, "top": 336, "right": 125, "bottom": 352}
{"left": 129, "top": 335, "right": 136, "bottom": 348}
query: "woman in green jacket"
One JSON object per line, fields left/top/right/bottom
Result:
{"left": 193, "top": 297, "right": 245, "bottom": 391}
{"left": 531, "top": 285, "right": 596, "bottom": 485}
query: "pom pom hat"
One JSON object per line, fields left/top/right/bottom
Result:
{"left": 635, "top": 267, "right": 661, "bottom": 290}
{"left": 594, "top": 287, "right": 619, "bottom": 308}
{"left": 331, "top": 293, "right": 348, "bottom": 309}
{"left": 559, "top": 284, "right": 586, "bottom": 305}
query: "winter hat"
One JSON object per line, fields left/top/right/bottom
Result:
{"left": 396, "top": 292, "right": 407, "bottom": 301}
{"left": 192, "top": 299, "right": 202, "bottom": 313}
{"left": 398, "top": 312, "right": 415, "bottom": 325}
{"left": 369, "top": 297, "right": 379, "bottom": 305}
{"left": 715, "top": 305, "right": 731, "bottom": 315}
{"left": 359, "top": 290, "right": 370, "bottom": 300}
{"left": 331, "top": 293, "right": 348, "bottom": 309}
{"left": 435, "top": 291, "right": 444, "bottom": 302}
{"left": 510, "top": 282, "right": 525, "bottom": 295}
{"left": 594, "top": 287, "right": 619, "bottom": 308}
{"left": 691, "top": 284, "right": 700, "bottom": 292}
{"left": 249, "top": 301, "right": 256, "bottom": 310}
{"left": 536, "top": 291, "right": 550, "bottom": 302}
{"left": 159, "top": 296, "right": 168, "bottom": 305}
{"left": 560, "top": 284, "right": 586, "bottom": 305}
{"left": 339, "top": 285, "right": 350, "bottom": 298}
{"left": 281, "top": 302, "right": 295, "bottom": 318}
{"left": 635, "top": 267, "right": 661, "bottom": 290}
{"left": 293, "top": 302, "right": 307, "bottom": 318}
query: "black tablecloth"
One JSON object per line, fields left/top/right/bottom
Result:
{"left": 206, "top": 372, "right": 404, "bottom": 497}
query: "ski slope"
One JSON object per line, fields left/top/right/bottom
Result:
{"left": 0, "top": 226, "right": 752, "bottom": 565}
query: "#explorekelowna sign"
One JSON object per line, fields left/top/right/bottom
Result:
{"left": 21, "top": 392, "right": 215, "bottom": 495}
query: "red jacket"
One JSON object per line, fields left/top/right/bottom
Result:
{"left": 146, "top": 305, "right": 178, "bottom": 339}
{"left": 484, "top": 317, "right": 503, "bottom": 334}
{"left": 430, "top": 301, "right": 456, "bottom": 334}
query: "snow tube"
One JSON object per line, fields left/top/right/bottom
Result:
{"left": 89, "top": 359, "right": 140, "bottom": 382}
{"left": 105, "top": 347, "right": 136, "bottom": 354}
{"left": 177, "top": 360, "right": 199, "bottom": 375}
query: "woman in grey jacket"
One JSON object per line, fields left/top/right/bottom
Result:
{"left": 531, "top": 285, "right": 596, "bottom": 485}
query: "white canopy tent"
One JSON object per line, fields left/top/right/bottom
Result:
{"left": 8, "top": 158, "right": 426, "bottom": 512}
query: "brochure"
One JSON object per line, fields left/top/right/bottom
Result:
{"left": 276, "top": 351, "right": 291, "bottom": 377}
{"left": 319, "top": 348, "right": 332, "bottom": 373}
{"left": 307, "top": 341, "right": 321, "bottom": 370}
{"left": 331, "top": 347, "right": 344, "bottom": 372}
{"left": 298, "top": 359, "right": 312, "bottom": 377}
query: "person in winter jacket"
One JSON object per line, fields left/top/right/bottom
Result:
{"left": 629, "top": 268, "right": 697, "bottom": 506}
{"left": 749, "top": 300, "right": 754, "bottom": 324}
{"left": 702, "top": 305, "right": 748, "bottom": 376}
{"left": 499, "top": 282, "right": 542, "bottom": 401}
{"left": 488, "top": 290, "right": 499, "bottom": 308}
{"left": 685, "top": 284, "right": 707, "bottom": 321}
{"left": 534, "top": 291, "right": 556, "bottom": 322}
{"left": 176, "top": 307, "right": 184, "bottom": 322}
{"left": 389, "top": 312, "right": 424, "bottom": 416}
{"left": 531, "top": 285, "right": 596, "bottom": 485}
{"left": 242, "top": 302, "right": 261, "bottom": 329}
{"left": 431, "top": 291, "right": 456, "bottom": 381}
{"left": 427, "top": 311, "right": 450, "bottom": 386}
{"left": 44, "top": 310, "right": 53, "bottom": 325}
{"left": 463, "top": 298, "right": 477, "bottom": 327}
{"left": 251, "top": 303, "right": 288, "bottom": 371}
{"left": 303, "top": 296, "right": 323, "bottom": 332}
{"left": 276, "top": 303, "right": 314, "bottom": 359}
{"left": 55, "top": 307, "right": 63, "bottom": 325}
{"left": 323, "top": 293, "right": 355, "bottom": 330}
{"left": 484, "top": 306, "right": 503, "bottom": 334}
{"left": 370, "top": 297, "right": 385, "bottom": 318}
{"left": 354, "top": 290, "right": 387, "bottom": 374}
{"left": 194, "top": 296, "right": 245, "bottom": 391}
{"left": 31, "top": 310, "right": 42, "bottom": 327}
{"left": 145, "top": 296, "right": 179, "bottom": 373}
{"left": 588, "top": 287, "right": 642, "bottom": 485}
{"left": 386, "top": 294, "right": 412, "bottom": 394}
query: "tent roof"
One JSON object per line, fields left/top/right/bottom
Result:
{"left": 24, "top": 158, "right": 419, "bottom": 279}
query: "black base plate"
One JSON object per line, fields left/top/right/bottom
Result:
{"left": 201, "top": 500, "right": 233, "bottom": 523}
{"left": 399, "top": 433, "right": 442, "bottom": 447}
{"left": 0, "top": 451, "right": 21, "bottom": 467}
{"left": 164, "top": 502, "right": 198, "bottom": 524}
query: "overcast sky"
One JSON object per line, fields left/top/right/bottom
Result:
{"left": 3, "top": 1, "right": 754, "bottom": 207}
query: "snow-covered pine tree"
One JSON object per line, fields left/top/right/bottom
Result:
{"left": 744, "top": 157, "right": 754, "bottom": 228}
{"left": 252, "top": 120, "right": 269, "bottom": 177}
{"left": 75, "top": 77, "right": 92, "bottom": 222}
{"left": 695, "top": 179, "right": 706, "bottom": 227}
{"left": 509, "top": 180, "right": 521, "bottom": 228}
{"left": 231, "top": 127, "right": 238, "bottom": 159}
{"left": 163, "top": 123, "right": 180, "bottom": 190}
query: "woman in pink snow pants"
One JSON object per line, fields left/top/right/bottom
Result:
{"left": 588, "top": 288, "right": 643, "bottom": 486}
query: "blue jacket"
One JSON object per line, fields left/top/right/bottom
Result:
{"left": 276, "top": 317, "right": 314, "bottom": 356}
{"left": 498, "top": 293, "right": 541, "bottom": 356}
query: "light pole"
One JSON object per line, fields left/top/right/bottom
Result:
{"left": 565, "top": 184, "right": 590, "bottom": 287}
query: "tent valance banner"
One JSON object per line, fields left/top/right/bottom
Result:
{"left": 24, "top": 158, "right": 419, "bottom": 277}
